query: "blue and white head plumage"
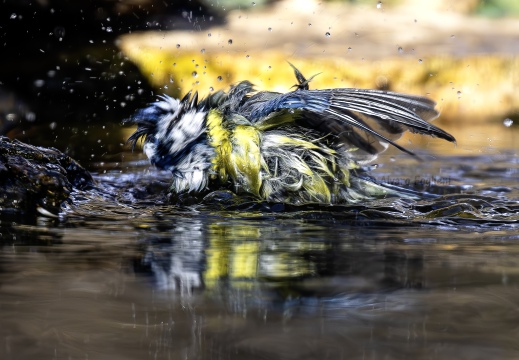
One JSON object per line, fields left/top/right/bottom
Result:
{"left": 128, "top": 92, "right": 214, "bottom": 193}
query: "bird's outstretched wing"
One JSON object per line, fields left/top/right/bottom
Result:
{"left": 238, "top": 64, "right": 454, "bottom": 162}
{"left": 241, "top": 87, "right": 454, "bottom": 161}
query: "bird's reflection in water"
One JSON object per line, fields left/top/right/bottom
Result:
{"left": 142, "top": 220, "right": 206, "bottom": 294}
{"left": 136, "top": 217, "right": 427, "bottom": 312}
{"left": 131, "top": 219, "right": 519, "bottom": 359}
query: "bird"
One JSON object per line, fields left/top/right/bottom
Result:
{"left": 127, "top": 63, "right": 455, "bottom": 204}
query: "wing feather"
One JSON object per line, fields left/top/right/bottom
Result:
{"left": 243, "top": 87, "right": 455, "bottom": 160}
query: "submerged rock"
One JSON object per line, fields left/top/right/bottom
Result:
{"left": 0, "top": 137, "right": 94, "bottom": 218}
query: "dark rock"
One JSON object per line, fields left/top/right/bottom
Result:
{"left": 0, "top": 136, "right": 94, "bottom": 218}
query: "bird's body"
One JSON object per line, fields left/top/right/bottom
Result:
{"left": 129, "top": 65, "right": 455, "bottom": 204}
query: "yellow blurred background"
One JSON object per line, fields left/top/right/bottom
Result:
{"left": 119, "top": 0, "right": 519, "bottom": 154}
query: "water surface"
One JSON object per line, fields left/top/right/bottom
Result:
{"left": 1, "top": 123, "right": 518, "bottom": 360}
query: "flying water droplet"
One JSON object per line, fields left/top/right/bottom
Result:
{"left": 26, "top": 112, "right": 36, "bottom": 122}
{"left": 325, "top": 32, "right": 331, "bottom": 37}
{"left": 377, "top": 1, "right": 382, "bottom": 9}
{"left": 192, "top": 71, "right": 198, "bottom": 78}
{"left": 228, "top": 39, "right": 233, "bottom": 45}
{"left": 503, "top": 118, "right": 514, "bottom": 127}
{"left": 398, "top": 46, "right": 403, "bottom": 54}
{"left": 217, "top": 76, "right": 223, "bottom": 81}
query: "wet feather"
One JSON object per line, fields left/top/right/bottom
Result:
{"left": 127, "top": 64, "right": 455, "bottom": 204}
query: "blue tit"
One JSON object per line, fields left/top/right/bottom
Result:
{"left": 128, "top": 63, "right": 455, "bottom": 204}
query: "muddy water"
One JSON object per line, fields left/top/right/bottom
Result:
{"left": 1, "top": 123, "right": 518, "bottom": 360}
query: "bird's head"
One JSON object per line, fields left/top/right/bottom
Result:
{"left": 127, "top": 91, "right": 214, "bottom": 193}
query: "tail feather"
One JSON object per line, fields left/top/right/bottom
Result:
{"left": 349, "top": 174, "right": 439, "bottom": 201}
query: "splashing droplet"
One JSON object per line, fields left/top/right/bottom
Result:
{"left": 209, "top": 86, "right": 214, "bottom": 92}
{"left": 176, "top": 44, "right": 180, "bottom": 48}
{"left": 325, "top": 32, "right": 331, "bottom": 37}
{"left": 192, "top": 71, "right": 198, "bottom": 78}
{"left": 217, "top": 76, "right": 223, "bottom": 81}
{"left": 200, "top": 48, "right": 206, "bottom": 54}
{"left": 228, "top": 39, "right": 233, "bottom": 45}
{"left": 268, "top": 27, "right": 272, "bottom": 31}
{"left": 208, "top": 33, "right": 212, "bottom": 37}
{"left": 503, "top": 118, "right": 514, "bottom": 127}
{"left": 418, "top": 59, "right": 423, "bottom": 63}
{"left": 377, "top": 1, "right": 382, "bottom": 9}
{"left": 398, "top": 46, "right": 403, "bottom": 54}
